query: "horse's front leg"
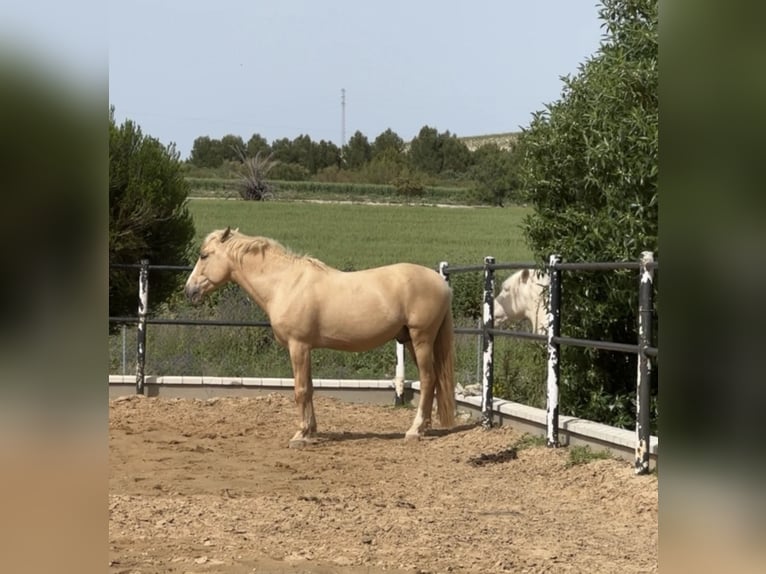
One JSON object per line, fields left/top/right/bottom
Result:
{"left": 288, "top": 341, "right": 317, "bottom": 448}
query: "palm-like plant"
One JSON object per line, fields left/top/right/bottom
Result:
{"left": 234, "top": 147, "right": 279, "bottom": 200}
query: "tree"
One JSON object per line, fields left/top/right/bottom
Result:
{"left": 270, "top": 137, "right": 294, "bottom": 163}
{"left": 439, "top": 131, "right": 472, "bottom": 174}
{"left": 290, "top": 134, "right": 316, "bottom": 172}
{"left": 408, "top": 125, "right": 442, "bottom": 174}
{"left": 371, "top": 128, "right": 405, "bottom": 160}
{"left": 109, "top": 110, "right": 196, "bottom": 326}
{"left": 314, "top": 139, "right": 341, "bottom": 171}
{"left": 246, "top": 133, "right": 271, "bottom": 158}
{"left": 220, "top": 134, "right": 246, "bottom": 162}
{"left": 189, "top": 135, "right": 224, "bottom": 167}
{"left": 515, "top": 0, "right": 658, "bottom": 428}
{"left": 408, "top": 126, "right": 472, "bottom": 176}
{"left": 343, "top": 130, "right": 372, "bottom": 169}
{"left": 362, "top": 147, "right": 408, "bottom": 184}
{"left": 470, "top": 143, "right": 519, "bottom": 206}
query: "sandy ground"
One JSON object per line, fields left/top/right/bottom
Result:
{"left": 109, "top": 394, "right": 657, "bottom": 573}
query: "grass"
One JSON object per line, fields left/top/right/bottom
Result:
{"left": 565, "top": 445, "right": 613, "bottom": 467}
{"left": 187, "top": 199, "right": 534, "bottom": 269}
{"left": 512, "top": 433, "right": 548, "bottom": 450}
{"left": 111, "top": 199, "right": 546, "bottom": 397}
{"left": 186, "top": 178, "right": 478, "bottom": 205}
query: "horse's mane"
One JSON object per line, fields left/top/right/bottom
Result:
{"left": 209, "top": 229, "right": 330, "bottom": 270}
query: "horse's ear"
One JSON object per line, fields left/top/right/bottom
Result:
{"left": 520, "top": 269, "right": 530, "bottom": 283}
{"left": 221, "top": 227, "right": 232, "bottom": 242}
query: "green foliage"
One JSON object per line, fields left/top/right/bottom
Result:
{"left": 314, "top": 140, "right": 341, "bottom": 172}
{"left": 512, "top": 434, "right": 547, "bottom": 450}
{"left": 409, "top": 126, "right": 472, "bottom": 175}
{"left": 371, "top": 128, "right": 405, "bottom": 159}
{"left": 246, "top": 133, "right": 270, "bottom": 158}
{"left": 220, "top": 134, "right": 245, "bottom": 162}
{"left": 408, "top": 126, "right": 443, "bottom": 174}
{"left": 185, "top": 176, "right": 477, "bottom": 205}
{"left": 393, "top": 170, "right": 425, "bottom": 197}
{"left": 566, "top": 445, "right": 612, "bottom": 467}
{"left": 183, "top": 128, "right": 531, "bottom": 200}
{"left": 189, "top": 135, "right": 224, "bottom": 168}
{"left": 493, "top": 338, "right": 547, "bottom": 409}
{"left": 440, "top": 132, "right": 472, "bottom": 173}
{"left": 470, "top": 143, "right": 520, "bottom": 206}
{"left": 270, "top": 135, "right": 339, "bottom": 175}
{"left": 109, "top": 110, "right": 196, "bottom": 325}
{"left": 343, "top": 130, "right": 372, "bottom": 169}
{"left": 357, "top": 147, "right": 408, "bottom": 184}
{"left": 450, "top": 273, "right": 483, "bottom": 321}
{"left": 516, "top": 0, "right": 658, "bottom": 429}
{"left": 268, "top": 162, "right": 310, "bottom": 181}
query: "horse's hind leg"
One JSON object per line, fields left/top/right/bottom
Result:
{"left": 288, "top": 342, "right": 317, "bottom": 447}
{"left": 405, "top": 338, "right": 436, "bottom": 440}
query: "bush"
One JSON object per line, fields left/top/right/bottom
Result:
{"left": 236, "top": 150, "right": 278, "bottom": 201}
{"left": 450, "top": 273, "right": 483, "bottom": 321}
{"left": 269, "top": 161, "right": 310, "bottom": 181}
{"left": 393, "top": 174, "right": 425, "bottom": 197}
{"left": 516, "top": 0, "right": 658, "bottom": 429}
{"left": 109, "top": 110, "right": 195, "bottom": 327}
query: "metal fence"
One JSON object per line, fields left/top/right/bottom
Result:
{"left": 438, "top": 252, "right": 658, "bottom": 475}
{"left": 109, "top": 251, "right": 658, "bottom": 474}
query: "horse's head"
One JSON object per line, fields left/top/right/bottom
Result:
{"left": 184, "top": 227, "right": 237, "bottom": 304}
{"left": 494, "top": 270, "right": 524, "bottom": 325}
{"left": 493, "top": 268, "right": 549, "bottom": 333}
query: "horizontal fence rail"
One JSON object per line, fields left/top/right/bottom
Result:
{"left": 109, "top": 317, "right": 272, "bottom": 327}
{"left": 110, "top": 251, "right": 658, "bottom": 474}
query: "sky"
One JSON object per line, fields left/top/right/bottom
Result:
{"left": 108, "top": 1, "right": 604, "bottom": 160}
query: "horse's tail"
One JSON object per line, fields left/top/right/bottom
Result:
{"left": 434, "top": 306, "right": 456, "bottom": 428}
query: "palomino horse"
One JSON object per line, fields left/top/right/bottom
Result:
{"left": 493, "top": 268, "right": 550, "bottom": 334}
{"left": 184, "top": 228, "right": 456, "bottom": 447}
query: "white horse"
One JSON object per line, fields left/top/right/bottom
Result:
{"left": 493, "top": 269, "right": 550, "bottom": 334}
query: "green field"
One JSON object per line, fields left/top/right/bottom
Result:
{"left": 187, "top": 199, "right": 535, "bottom": 269}
{"left": 185, "top": 178, "right": 477, "bottom": 206}
{"left": 111, "top": 199, "right": 547, "bottom": 409}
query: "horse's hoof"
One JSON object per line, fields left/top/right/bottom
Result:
{"left": 289, "top": 436, "right": 317, "bottom": 448}
{"left": 404, "top": 432, "right": 422, "bottom": 442}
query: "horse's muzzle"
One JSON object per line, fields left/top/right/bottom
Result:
{"left": 184, "top": 284, "right": 202, "bottom": 304}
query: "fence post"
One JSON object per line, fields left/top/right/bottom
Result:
{"left": 546, "top": 254, "right": 562, "bottom": 447}
{"left": 438, "top": 261, "right": 450, "bottom": 284}
{"left": 135, "top": 259, "right": 149, "bottom": 395}
{"left": 635, "top": 251, "right": 655, "bottom": 474}
{"left": 481, "top": 256, "right": 495, "bottom": 429}
{"left": 394, "top": 342, "right": 406, "bottom": 405}
{"left": 121, "top": 324, "right": 127, "bottom": 375}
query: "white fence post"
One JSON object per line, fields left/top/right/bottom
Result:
{"left": 135, "top": 259, "right": 149, "bottom": 395}
{"left": 481, "top": 256, "right": 495, "bottom": 429}
{"left": 546, "top": 254, "right": 562, "bottom": 447}
{"left": 635, "top": 251, "right": 655, "bottom": 474}
{"left": 394, "top": 342, "right": 406, "bottom": 405}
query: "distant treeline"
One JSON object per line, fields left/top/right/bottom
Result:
{"left": 184, "top": 126, "right": 522, "bottom": 206}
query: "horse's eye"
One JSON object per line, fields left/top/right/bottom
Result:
{"left": 200, "top": 253, "right": 208, "bottom": 260}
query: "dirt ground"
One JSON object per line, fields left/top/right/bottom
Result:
{"left": 109, "top": 393, "right": 657, "bottom": 573}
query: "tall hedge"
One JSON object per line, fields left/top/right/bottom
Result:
{"left": 516, "top": 0, "right": 658, "bottom": 428}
